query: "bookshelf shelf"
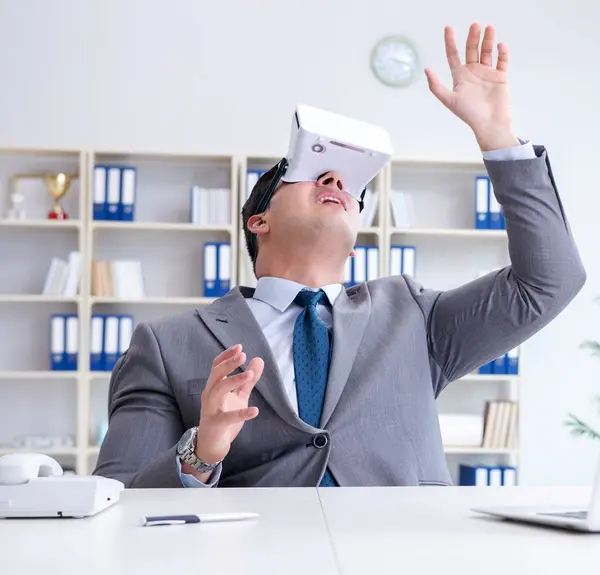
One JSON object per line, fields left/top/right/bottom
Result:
{"left": 90, "top": 296, "right": 215, "bottom": 305}
{"left": 92, "top": 221, "right": 233, "bottom": 233}
{"left": 357, "top": 227, "right": 382, "bottom": 235}
{"left": 389, "top": 228, "right": 507, "bottom": 239}
{"left": 0, "top": 447, "right": 77, "bottom": 456}
{"left": 457, "top": 374, "right": 519, "bottom": 383}
{"left": 0, "top": 371, "right": 79, "bottom": 380}
{"left": 0, "top": 295, "right": 81, "bottom": 304}
{"left": 0, "top": 219, "right": 82, "bottom": 229}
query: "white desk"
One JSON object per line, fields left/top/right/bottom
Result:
{"left": 0, "top": 487, "right": 338, "bottom": 575}
{"left": 319, "top": 486, "right": 598, "bottom": 575}
{"left": 1, "top": 486, "right": 598, "bottom": 575}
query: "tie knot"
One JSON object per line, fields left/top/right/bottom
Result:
{"left": 294, "top": 288, "right": 328, "bottom": 309}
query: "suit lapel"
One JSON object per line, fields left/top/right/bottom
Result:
{"left": 321, "top": 285, "right": 371, "bottom": 428}
{"left": 196, "top": 287, "right": 313, "bottom": 433}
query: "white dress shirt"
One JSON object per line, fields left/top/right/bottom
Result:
{"left": 246, "top": 277, "right": 342, "bottom": 414}
{"left": 177, "top": 140, "right": 537, "bottom": 487}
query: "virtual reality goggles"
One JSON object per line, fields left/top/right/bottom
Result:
{"left": 254, "top": 104, "right": 393, "bottom": 215}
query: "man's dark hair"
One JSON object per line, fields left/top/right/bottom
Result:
{"left": 241, "top": 162, "right": 282, "bottom": 270}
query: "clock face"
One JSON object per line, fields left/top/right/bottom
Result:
{"left": 370, "top": 36, "right": 420, "bottom": 88}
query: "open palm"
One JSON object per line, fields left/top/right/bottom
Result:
{"left": 425, "top": 24, "right": 515, "bottom": 149}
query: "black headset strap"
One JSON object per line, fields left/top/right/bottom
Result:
{"left": 249, "top": 157, "right": 289, "bottom": 260}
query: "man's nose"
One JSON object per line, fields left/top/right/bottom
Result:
{"left": 316, "top": 172, "right": 345, "bottom": 192}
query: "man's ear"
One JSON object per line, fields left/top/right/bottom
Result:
{"left": 247, "top": 214, "right": 270, "bottom": 236}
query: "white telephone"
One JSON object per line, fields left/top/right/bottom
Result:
{"left": 0, "top": 453, "right": 124, "bottom": 519}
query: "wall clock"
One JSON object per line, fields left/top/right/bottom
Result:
{"left": 370, "top": 35, "right": 420, "bottom": 88}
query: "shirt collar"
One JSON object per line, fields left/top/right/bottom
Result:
{"left": 253, "top": 276, "right": 343, "bottom": 312}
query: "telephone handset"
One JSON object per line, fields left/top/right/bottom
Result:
{"left": 0, "top": 453, "right": 63, "bottom": 485}
{"left": 0, "top": 452, "right": 124, "bottom": 519}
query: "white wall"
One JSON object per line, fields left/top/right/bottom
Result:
{"left": 0, "top": 0, "right": 599, "bottom": 485}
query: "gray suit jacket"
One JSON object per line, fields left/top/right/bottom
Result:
{"left": 93, "top": 147, "right": 585, "bottom": 488}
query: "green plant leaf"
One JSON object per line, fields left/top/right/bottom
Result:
{"left": 565, "top": 414, "right": 600, "bottom": 441}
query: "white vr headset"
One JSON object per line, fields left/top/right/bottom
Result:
{"left": 282, "top": 104, "right": 393, "bottom": 196}
{"left": 253, "top": 104, "right": 393, "bottom": 216}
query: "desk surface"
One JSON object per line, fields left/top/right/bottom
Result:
{"left": 1, "top": 486, "right": 598, "bottom": 575}
{"left": 320, "top": 485, "right": 597, "bottom": 575}
{"left": 0, "top": 487, "right": 338, "bottom": 575}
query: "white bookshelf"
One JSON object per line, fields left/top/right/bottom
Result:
{"left": 0, "top": 148, "right": 521, "bottom": 482}
{"left": 384, "top": 157, "right": 520, "bottom": 484}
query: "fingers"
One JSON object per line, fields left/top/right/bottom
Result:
{"left": 424, "top": 68, "right": 454, "bottom": 110}
{"left": 480, "top": 25, "right": 495, "bottom": 67}
{"left": 219, "top": 406, "right": 260, "bottom": 426}
{"left": 496, "top": 42, "right": 509, "bottom": 72}
{"left": 211, "top": 344, "right": 242, "bottom": 369}
{"left": 444, "top": 26, "right": 461, "bottom": 70}
{"left": 237, "top": 357, "right": 265, "bottom": 396}
{"left": 210, "top": 369, "right": 255, "bottom": 400}
{"left": 206, "top": 347, "right": 246, "bottom": 392}
{"left": 465, "top": 22, "right": 481, "bottom": 65}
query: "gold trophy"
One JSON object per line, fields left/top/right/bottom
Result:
{"left": 7, "top": 172, "right": 77, "bottom": 220}
{"left": 44, "top": 173, "right": 75, "bottom": 220}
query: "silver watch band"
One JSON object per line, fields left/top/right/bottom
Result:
{"left": 177, "top": 427, "right": 223, "bottom": 473}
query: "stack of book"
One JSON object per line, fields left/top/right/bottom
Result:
{"left": 344, "top": 246, "right": 379, "bottom": 287}
{"left": 90, "top": 314, "right": 134, "bottom": 372}
{"left": 50, "top": 314, "right": 79, "bottom": 371}
{"left": 478, "top": 347, "right": 519, "bottom": 375}
{"left": 189, "top": 187, "right": 230, "bottom": 225}
{"left": 93, "top": 165, "right": 136, "bottom": 221}
{"left": 390, "top": 190, "right": 416, "bottom": 228}
{"left": 389, "top": 245, "right": 416, "bottom": 277}
{"left": 203, "top": 242, "right": 231, "bottom": 297}
{"left": 475, "top": 175, "right": 506, "bottom": 230}
{"left": 91, "top": 260, "right": 145, "bottom": 299}
{"left": 459, "top": 464, "right": 517, "bottom": 486}
{"left": 481, "top": 400, "right": 518, "bottom": 449}
{"left": 42, "top": 252, "right": 81, "bottom": 297}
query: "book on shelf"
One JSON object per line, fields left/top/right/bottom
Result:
{"left": 93, "top": 165, "right": 136, "bottom": 221}
{"left": 459, "top": 464, "right": 517, "bottom": 486}
{"left": 50, "top": 314, "right": 79, "bottom": 371}
{"left": 343, "top": 245, "right": 379, "bottom": 288}
{"left": 91, "top": 260, "right": 145, "bottom": 299}
{"left": 42, "top": 251, "right": 81, "bottom": 297}
{"left": 478, "top": 347, "right": 519, "bottom": 375}
{"left": 189, "top": 186, "right": 230, "bottom": 225}
{"left": 439, "top": 414, "right": 484, "bottom": 447}
{"left": 203, "top": 242, "right": 231, "bottom": 297}
{"left": 90, "top": 314, "right": 134, "bottom": 372}
{"left": 389, "top": 245, "right": 416, "bottom": 277}
{"left": 475, "top": 175, "right": 505, "bottom": 230}
{"left": 246, "top": 169, "right": 266, "bottom": 199}
{"left": 481, "top": 400, "right": 518, "bottom": 449}
{"left": 390, "top": 190, "right": 416, "bottom": 228}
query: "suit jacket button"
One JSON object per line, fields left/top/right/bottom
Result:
{"left": 313, "top": 434, "right": 328, "bottom": 449}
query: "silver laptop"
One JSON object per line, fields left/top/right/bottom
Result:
{"left": 471, "top": 458, "right": 600, "bottom": 532}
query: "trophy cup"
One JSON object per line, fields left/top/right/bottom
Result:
{"left": 44, "top": 173, "right": 74, "bottom": 220}
{"left": 6, "top": 172, "right": 78, "bottom": 221}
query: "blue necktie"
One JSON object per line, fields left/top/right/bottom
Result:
{"left": 293, "top": 289, "right": 337, "bottom": 487}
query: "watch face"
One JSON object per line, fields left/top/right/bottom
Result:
{"left": 177, "top": 427, "right": 195, "bottom": 455}
{"left": 370, "top": 35, "right": 420, "bottom": 88}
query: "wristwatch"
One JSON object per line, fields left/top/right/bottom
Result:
{"left": 176, "top": 427, "right": 223, "bottom": 473}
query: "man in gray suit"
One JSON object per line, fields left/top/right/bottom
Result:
{"left": 94, "top": 23, "right": 585, "bottom": 488}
